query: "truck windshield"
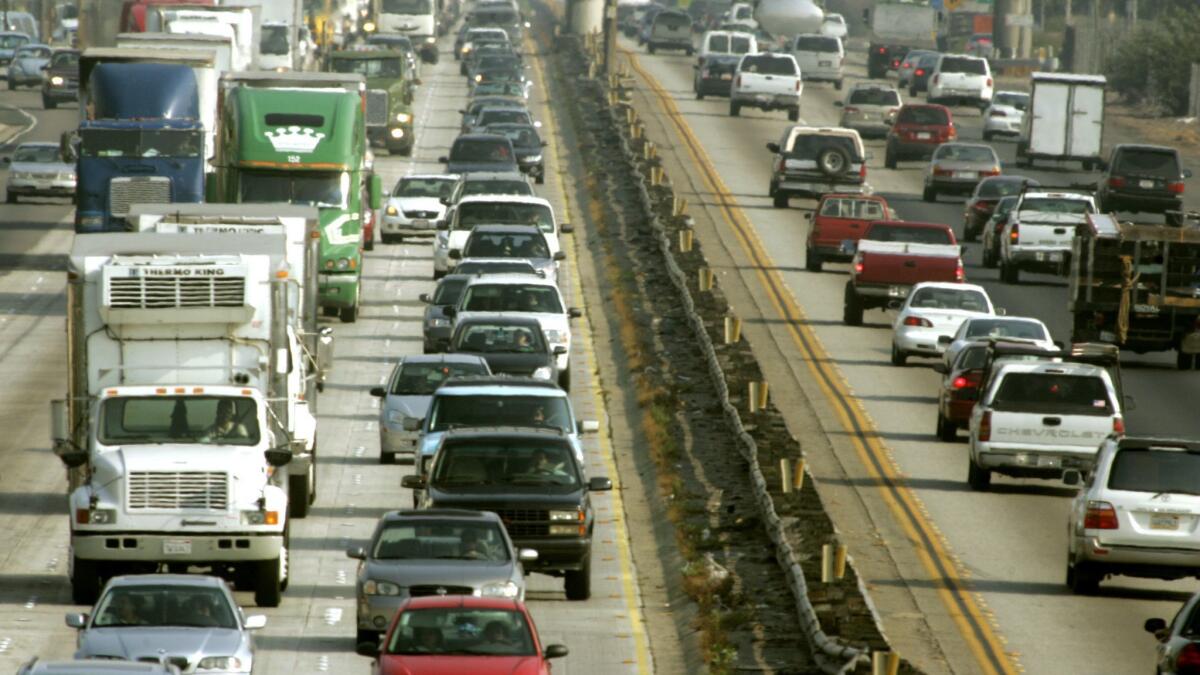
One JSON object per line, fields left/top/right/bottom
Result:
{"left": 428, "top": 394, "right": 572, "bottom": 433}
{"left": 383, "top": 0, "right": 433, "bottom": 13}
{"left": 331, "top": 56, "right": 403, "bottom": 78}
{"left": 260, "top": 24, "right": 289, "bottom": 55}
{"left": 80, "top": 129, "right": 202, "bottom": 158}
{"left": 240, "top": 171, "right": 349, "bottom": 208}
{"left": 432, "top": 440, "right": 580, "bottom": 488}
{"left": 990, "top": 373, "right": 1113, "bottom": 416}
{"left": 98, "top": 396, "right": 261, "bottom": 446}
{"left": 456, "top": 202, "right": 552, "bottom": 232}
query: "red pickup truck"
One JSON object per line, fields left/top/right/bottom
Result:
{"left": 805, "top": 193, "right": 892, "bottom": 272}
{"left": 843, "top": 220, "right": 963, "bottom": 326}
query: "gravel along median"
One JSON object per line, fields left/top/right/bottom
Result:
{"left": 544, "top": 28, "right": 920, "bottom": 675}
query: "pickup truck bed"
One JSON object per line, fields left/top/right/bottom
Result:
{"left": 843, "top": 221, "right": 962, "bottom": 325}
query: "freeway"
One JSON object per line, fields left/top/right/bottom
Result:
{"left": 619, "top": 37, "right": 1200, "bottom": 675}
{"left": 0, "top": 36, "right": 656, "bottom": 673}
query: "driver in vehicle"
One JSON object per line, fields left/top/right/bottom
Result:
{"left": 204, "top": 400, "right": 250, "bottom": 441}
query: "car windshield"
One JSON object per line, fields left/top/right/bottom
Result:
{"left": 461, "top": 179, "right": 532, "bottom": 197}
{"left": 451, "top": 138, "right": 514, "bottom": 163}
{"left": 1019, "top": 197, "right": 1093, "bottom": 216}
{"left": 865, "top": 224, "right": 952, "bottom": 245}
{"left": 897, "top": 106, "right": 948, "bottom": 125}
{"left": 260, "top": 24, "right": 289, "bottom": 55}
{"left": 935, "top": 145, "right": 996, "bottom": 163}
{"left": 990, "top": 373, "right": 1112, "bottom": 415}
{"left": 386, "top": 608, "right": 535, "bottom": 656}
{"left": 909, "top": 288, "right": 989, "bottom": 312}
{"left": 940, "top": 56, "right": 986, "bottom": 74}
{"left": 979, "top": 178, "right": 1035, "bottom": 198}
{"left": 0, "top": 35, "right": 28, "bottom": 48}
{"left": 433, "top": 439, "right": 580, "bottom": 488}
{"left": 383, "top": 0, "right": 433, "bottom": 13}
{"left": 432, "top": 277, "right": 468, "bottom": 305}
{"left": 740, "top": 55, "right": 795, "bottom": 76}
{"left": 429, "top": 394, "right": 572, "bottom": 433}
{"left": 240, "top": 171, "right": 349, "bottom": 208}
{"left": 80, "top": 129, "right": 202, "bottom": 158}
{"left": 373, "top": 520, "right": 509, "bottom": 561}
{"left": 1114, "top": 149, "right": 1180, "bottom": 178}
{"left": 92, "top": 586, "right": 237, "bottom": 629}
{"left": 456, "top": 260, "right": 537, "bottom": 275}
{"left": 1108, "top": 449, "right": 1200, "bottom": 495}
{"left": 474, "top": 82, "right": 525, "bottom": 97}
{"left": 16, "top": 45, "right": 48, "bottom": 59}
{"left": 456, "top": 202, "right": 553, "bottom": 232}
{"left": 453, "top": 323, "right": 547, "bottom": 354}
{"left": 331, "top": 56, "right": 404, "bottom": 77}
{"left": 98, "top": 396, "right": 261, "bottom": 446}
{"left": 964, "top": 319, "right": 1047, "bottom": 341}
{"left": 793, "top": 35, "right": 839, "bottom": 52}
{"left": 461, "top": 283, "right": 562, "bottom": 312}
{"left": 993, "top": 92, "right": 1029, "bottom": 111}
{"left": 396, "top": 177, "right": 455, "bottom": 198}
{"left": 848, "top": 88, "right": 899, "bottom": 106}
{"left": 13, "top": 145, "right": 59, "bottom": 163}
{"left": 477, "top": 109, "right": 529, "bottom": 126}
{"left": 463, "top": 232, "right": 551, "bottom": 259}
{"left": 392, "top": 361, "right": 490, "bottom": 395}
{"left": 819, "top": 197, "right": 884, "bottom": 219}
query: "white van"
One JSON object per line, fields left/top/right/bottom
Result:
{"left": 787, "top": 34, "right": 844, "bottom": 90}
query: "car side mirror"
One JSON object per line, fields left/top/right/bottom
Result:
{"left": 932, "top": 362, "right": 947, "bottom": 374}
{"left": 401, "top": 475, "right": 426, "bottom": 490}
{"left": 0, "top": 157, "right": 9, "bottom": 166}
{"left": 265, "top": 446, "right": 292, "bottom": 467}
{"left": 545, "top": 644, "right": 569, "bottom": 659}
{"left": 402, "top": 417, "right": 423, "bottom": 432}
{"left": 1062, "top": 469, "right": 1081, "bottom": 486}
{"left": 553, "top": 345, "right": 567, "bottom": 355}
{"left": 833, "top": 100, "right": 843, "bottom": 107}
{"left": 886, "top": 299, "right": 902, "bottom": 310}
{"left": 419, "top": 292, "right": 431, "bottom": 303}
{"left": 356, "top": 641, "right": 381, "bottom": 657}
{"left": 64, "top": 613, "right": 87, "bottom": 629}
{"left": 439, "top": 196, "right": 451, "bottom": 205}
{"left": 244, "top": 615, "right": 267, "bottom": 630}
{"left": 369, "top": 386, "right": 386, "bottom": 397}
{"left": 937, "top": 335, "right": 952, "bottom": 345}
{"left": 765, "top": 142, "right": 780, "bottom": 153}
{"left": 1144, "top": 617, "right": 1168, "bottom": 637}
{"left": 458, "top": 109, "right": 466, "bottom": 114}
{"left": 1124, "top": 394, "right": 1137, "bottom": 412}
{"left": 448, "top": 249, "right": 462, "bottom": 260}
{"left": 518, "top": 548, "right": 538, "bottom": 562}
{"left": 578, "top": 419, "right": 600, "bottom": 433}
{"left": 568, "top": 307, "right": 582, "bottom": 318}
{"left": 438, "top": 155, "right": 449, "bottom": 163}
{"left": 559, "top": 223, "right": 573, "bottom": 233}
{"left": 588, "top": 476, "right": 613, "bottom": 491}
{"left": 1184, "top": 169, "right": 1194, "bottom": 179}
{"left": 346, "top": 546, "right": 366, "bottom": 560}
{"left": 541, "top": 140, "right": 548, "bottom": 147}
{"left": 553, "top": 251, "right": 566, "bottom": 261}
{"left": 437, "top": 220, "right": 450, "bottom": 230}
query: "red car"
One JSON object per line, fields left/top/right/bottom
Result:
{"left": 805, "top": 193, "right": 891, "bottom": 272}
{"left": 357, "top": 596, "right": 569, "bottom": 675}
{"left": 884, "top": 104, "right": 955, "bottom": 168}
{"left": 935, "top": 340, "right": 987, "bottom": 441}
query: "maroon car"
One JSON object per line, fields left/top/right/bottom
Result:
{"left": 935, "top": 341, "right": 988, "bottom": 441}
{"left": 961, "top": 176, "right": 1039, "bottom": 242}
{"left": 884, "top": 104, "right": 955, "bottom": 168}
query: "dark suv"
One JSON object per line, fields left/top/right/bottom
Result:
{"left": 1097, "top": 144, "right": 1192, "bottom": 224}
{"left": 41, "top": 48, "right": 78, "bottom": 109}
{"left": 403, "top": 427, "right": 613, "bottom": 600}
{"left": 885, "top": 103, "right": 955, "bottom": 167}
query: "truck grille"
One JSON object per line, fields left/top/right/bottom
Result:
{"left": 366, "top": 89, "right": 389, "bottom": 128}
{"left": 109, "top": 176, "right": 171, "bottom": 217}
{"left": 107, "top": 274, "right": 246, "bottom": 309}
{"left": 128, "top": 471, "right": 229, "bottom": 510}
{"left": 494, "top": 508, "right": 548, "bottom": 537}
{"left": 409, "top": 584, "right": 474, "bottom": 597}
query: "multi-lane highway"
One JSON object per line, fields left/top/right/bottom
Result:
{"left": 618, "top": 36, "right": 1200, "bottom": 675}
{"left": 0, "top": 34, "right": 660, "bottom": 673}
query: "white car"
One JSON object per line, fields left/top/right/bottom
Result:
{"left": 982, "top": 91, "right": 1029, "bottom": 141}
{"left": 891, "top": 282, "right": 995, "bottom": 366}
{"left": 820, "top": 13, "right": 847, "bottom": 39}
{"left": 1065, "top": 436, "right": 1200, "bottom": 595}
{"left": 940, "top": 315, "right": 1055, "bottom": 371}
{"left": 381, "top": 173, "right": 459, "bottom": 244}
{"left": 927, "top": 53, "right": 993, "bottom": 110}
{"left": 451, "top": 273, "right": 582, "bottom": 390}
{"left": 434, "top": 195, "right": 568, "bottom": 278}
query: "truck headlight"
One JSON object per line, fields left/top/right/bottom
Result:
{"left": 50, "top": 75, "right": 63, "bottom": 86}
{"left": 76, "top": 508, "right": 117, "bottom": 525}
{"left": 549, "top": 509, "right": 582, "bottom": 521}
{"left": 241, "top": 510, "right": 280, "bottom": 525}
{"left": 390, "top": 128, "right": 405, "bottom": 139}
{"left": 336, "top": 257, "right": 351, "bottom": 270}
{"left": 197, "top": 656, "right": 247, "bottom": 672}
{"left": 480, "top": 581, "right": 519, "bottom": 598}
{"left": 428, "top": 317, "right": 450, "bottom": 328}
{"left": 523, "top": 155, "right": 542, "bottom": 164}
{"left": 396, "top": 112, "right": 412, "bottom": 123}
{"left": 532, "top": 366, "right": 553, "bottom": 380}
{"left": 363, "top": 579, "right": 402, "bottom": 596}
{"left": 425, "top": 36, "right": 436, "bottom": 44}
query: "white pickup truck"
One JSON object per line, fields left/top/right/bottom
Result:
{"left": 729, "top": 52, "right": 803, "bottom": 121}
{"left": 999, "top": 190, "right": 1096, "bottom": 284}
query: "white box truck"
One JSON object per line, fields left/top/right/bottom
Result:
{"left": 52, "top": 233, "right": 295, "bottom": 607}
{"left": 1017, "top": 72, "right": 1106, "bottom": 171}
{"left": 128, "top": 203, "right": 333, "bottom": 517}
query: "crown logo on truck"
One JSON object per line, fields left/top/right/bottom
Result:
{"left": 264, "top": 126, "right": 326, "bottom": 154}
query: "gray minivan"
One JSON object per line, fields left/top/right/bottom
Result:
{"left": 787, "top": 34, "right": 844, "bottom": 90}
{"left": 647, "top": 9, "right": 694, "bottom": 55}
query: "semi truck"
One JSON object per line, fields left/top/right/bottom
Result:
{"left": 327, "top": 48, "right": 417, "bottom": 156}
{"left": 213, "top": 71, "right": 383, "bottom": 323}
{"left": 52, "top": 232, "right": 295, "bottom": 607}
{"left": 128, "top": 203, "right": 333, "bottom": 516}
{"left": 75, "top": 48, "right": 212, "bottom": 232}
{"left": 372, "top": 0, "right": 441, "bottom": 62}
{"left": 863, "top": 0, "right": 938, "bottom": 79}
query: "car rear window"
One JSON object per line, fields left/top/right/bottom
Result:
{"left": 964, "top": 319, "right": 1047, "bottom": 341}
{"left": 864, "top": 224, "right": 952, "bottom": 245}
{"left": 741, "top": 54, "right": 796, "bottom": 76}
{"left": 1107, "top": 448, "right": 1200, "bottom": 494}
{"left": 1018, "top": 197, "right": 1094, "bottom": 215}
{"left": 819, "top": 197, "right": 885, "bottom": 219}
{"left": 939, "top": 56, "right": 987, "bottom": 74}
{"left": 729, "top": 35, "right": 752, "bottom": 53}
{"left": 793, "top": 36, "right": 840, "bottom": 52}
{"left": 991, "top": 373, "right": 1113, "bottom": 415}
{"left": 1113, "top": 148, "right": 1181, "bottom": 179}
{"left": 897, "top": 106, "right": 948, "bottom": 125}
{"left": 934, "top": 145, "right": 997, "bottom": 163}
{"left": 786, "top": 134, "right": 860, "bottom": 161}
{"left": 708, "top": 34, "right": 729, "bottom": 52}
{"left": 848, "top": 88, "right": 900, "bottom": 106}
{"left": 393, "top": 361, "right": 490, "bottom": 395}
{"left": 955, "top": 345, "right": 989, "bottom": 371}
{"left": 462, "top": 180, "right": 533, "bottom": 197}
{"left": 909, "top": 287, "right": 989, "bottom": 312}
{"left": 450, "top": 138, "right": 514, "bottom": 163}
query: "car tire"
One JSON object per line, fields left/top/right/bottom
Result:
{"left": 43, "top": 96, "right": 55, "bottom": 110}
{"left": 890, "top": 343, "right": 907, "bottom": 366}
{"left": 564, "top": 554, "right": 592, "bottom": 600}
{"left": 558, "top": 366, "right": 571, "bottom": 391}
{"left": 648, "top": 45, "right": 656, "bottom": 54}
{"left": 254, "top": 555, "right": 284, "bottom": 608}
{"left": 835, "top": 79, "right": 843, "bottom": 91}
{"left": 536, "top": 172, "right": 545, "bottom": 185}
{"left": 788, "top": 106, "right": 800, "bottom": 122}
{"left": 1177, "top": 351, "right": 1196, "bottom": 371}
{"left": 967, "top": 458, "right": 991, "bottom": 491}
{"left": 288, "top": 470, "right": 311, "bottom": 518}
{"left": 805, "top": 247, "right": 822, "bottom": 272}
{"left": 922, "top": 185, "right": 936, "bottom": 202}
{"left": 71, "top": 556, "right": 102, "bottom": 605}
{"left": 842, "top": 281, "right": 863, "bottom": 326}
{"left": 380, "top": 451, "right": 395, "bottom": 465}
{"left": 884, "top": 146, "right": 897, "bottom": 170}
{"left": 936, "top": 411, "right": 957, "bottom": 442}
{"left": 1001, "top": 261, "right": 1020, "bottom": 284}
{"left": 982, "top": 130, "right": 992, "bottom": 142}
{"left": 5, "top": 192, "right": 15, "bottom": 204}
{"left": 340, "top": 305, "right": 358, "bottom": 323}
{"left": 983, "top": 242, "right": 997, "bottom": 268}
{"left": 1066, "top": 560, "right": 1101, "bottom": 595}
{"left": 696, "top": 88, "right": 705, "bottom": 100}
{"left": 364, "top": 237, "right": 374, "bottom": 252}
{"left": 773, "top": 191, "right": 788, "bottom": 209}
{"left": 729, "top": 101, "right": 740, "bottom": 117}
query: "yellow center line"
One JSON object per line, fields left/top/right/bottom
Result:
{"left": 622, "top": 48, "right": 1018, "bottom": 675}
{"left": 527, "top": 34, "right": 653, "bottom": 674}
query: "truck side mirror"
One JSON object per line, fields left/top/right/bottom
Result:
{"left": 345, "top": 546, "right": 366, "bottom": 560}
{"left": 588, "top": 476, "right": 613, "bottom": 491}
{"left": 50, "top": 399, "right": 88, "bottom": 468}
{"left": 559, "top": 223, "right": 573, "bottom": 233}
{"left": 369, "top": 386, "right": 386, "bottom": 397}
{"left": 65, "top": 613, "right": 88, "bottom": 629}
{"left": 1185, "top": 169, "right": 1194, "bottom": 179}
{"left": 553, "top": 251, "right": 566, "bottom": 261}
{"left": 0, "top": 156, "right": 8, "bottom": 166}
{"left": 937, "top": 335, "right": 952, "bottom": 345}
{"left": 448, "top": 249, "right": 461, "bottom": 260}
{"left": 356, "top": 640, "right": 380, "bottom": 657}
{"left": 418, "top": 292, "right": 431, "bottom": 303}
{"left": 401, "top": 475, "right": 426, "bottom": 490}
{"left": 265, "top": 447, "right": 293, "bottom": 467}
{"left": 369, "top": 174, "right": 383, "bottom": 210}
{"left": 932, "top": 362, "right": 947, "bottom": 374}
{"left": 765, "top": 142, "right": 780, "bottom": 153}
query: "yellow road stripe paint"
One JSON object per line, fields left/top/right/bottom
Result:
{"left": 623, "top": 48, "right": 1018, "bottom": 675}
{"left": 529, "top": 36, "right": 653, "bottom": 675}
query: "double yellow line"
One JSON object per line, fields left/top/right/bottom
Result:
{"left": 624, "top": 51, "right": 1019, "bottom": 675}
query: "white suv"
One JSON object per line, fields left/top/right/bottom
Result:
{"left": 967, "top": 360, "right": 1124, "bottom": 490}
{"left": 927, "top": 54, "right": 993, "bottom": 110}
{"left": 1065, "top": 437, "right": 1200, "bottom": 595}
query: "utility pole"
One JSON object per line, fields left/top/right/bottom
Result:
{"left": 603, "top": 0, "right": 616, "bottom": 75}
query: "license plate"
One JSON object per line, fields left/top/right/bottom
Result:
{"left": 163, "top": 539, "right": 192, "bottom": 555}
{"left": 888, "top": 285, "right": 906, "bottom": 298}
{"left": 413, "top": 218, "right": 430, "bottom": 229}
{"left": 952, "top": 171, "right": 977, "bottom": 179}
{"left": 1099, "top": 330, "right": 1116, "bottom": 341}
{"left": 720, "top": 74, "right": 732, "bottom": 80}
{"left": 917, "top": 132, "right": 932, "bottom": 140}
{"left": 1038, "top": 455, "right": 1061, "bottom": 469}
{"left": 1150, "top": 514, "right": 1179, "bottom": 531}
{"left": 1035, "top": 251, "right": 1063, "bottom": 262}
{"left": 1139, "top": 179, "right": 1156, "bottom": 189}
{"left": 819, "top": 60, "right": 832, "bottom": 67}
{"left": 756, "top": 95, "right": 770, "bottom": 103}
{"left": 1133, "top": 303, "right": 1160, "bottom": 314}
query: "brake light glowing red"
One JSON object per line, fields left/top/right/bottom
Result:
{"left": 933, "top": 167, "right": 954, "bottom": 176}
{"left": 901, "top": 61, "right": 910, "bottom": 68}
{"left": 973, "top": 201, "right": 992, "bottom": 212}
{"left": 915, "top": 68, "right": 925, "bottom": 76}
{"left": 877, "top": 47, "right": 886, "bottom": 54}
{"left": 854, "top": 260, "right": 864, "bottom": 274}
{"left": 1108, "top": 177, "right": 1126, "bottom": 189}
{"left": 952, "top": 376, "right": 969, "bottom": 389}
{"left": 1113, "top": 417, "right": 1125, "bottom": 435}
{"left": 1009, "top": 223, "right": 1019, "bottom": 243}
{"left": 903, "top": 316, "right": 932, "bottom": 327}
{"left": 1084, "top": 501, "right": 1119, "bottom": 530}
{"left": 978, "top": 410, "right": 991, "bottom": 441}
{"left": 955, "top": 258, "right": 964, "bottom": 282}
{"left": 986, "top": 77, "right": 993, "bottom": 87}
{"left": 860, "top": 163, "right": 867, "bottom": 180}
{"left": 1169, "top": 181, "right": 1186, "bottom": 194}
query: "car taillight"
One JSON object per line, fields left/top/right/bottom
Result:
{"left": 1169, "top": 181, "right": 1186, "bottom": 194}
{"left": 947, "top": 126, "right": 957, "bottom": 140}
{"left": 933, "top": 74, "right": 939, "bottom": 86}
{"left": 953, "top": 371, "right": 982, "bottom": 390}
{"left": 986, "top": 77, "right": 993, "bottom": 87}
{"left": 891, "top": 58, "right": 900, "bottom": 68}
{"left": 952, "top": 376, "right": 969, "bottom": 389}
{"left": 1113, "top": 417, "right": 1125, "bottom": 435}
{"left": 1177, "top": 643, "right": 1200, "bottom": 674}
{"left": 1107, "top": 177, "right": 1126, "bottom": 189}
{"left": 903, "top": 316, "right": 932, "bottom": 327}
{"left": 915, "top": 68, "right": 925, "bottom": 76}
{"left": 1083, "top": 501, "right": 1119, "bottom": 530}
{"left": 877, "top": 47, "right": 886, "bottom": 54}
{"left": 933, "top": 167, "right": 953, "bottom": 176}
{"left": 1009, "top": 223, "right": 1019, "bottom": 244}
{"left": 989, "top": 110, "right": 1006, "bottom": 117}
{"left": 955, "top": 258, "right": 964, "bottom": 282}
{"left": 982, "top": 167, "right": 1001, "bottom": 177}
{"left": 854, "top": 259, "right": 864, "bottom": 275}
{"left": 901, "top": 60, "right": 910, "bottom": 68}
{"left": 978, "top": 410, "right": 991, "bottom": 441}
{"left": 860, "top": 163, "right": 867, "bottom": 180}
{"left": 796, "top": 79, "right": 802, "bottom": 92}
{"left": 844, "top": 106, "right": 860, "bottom": 113}
{"left": 973, "top": 201, "right": 992, "bottom": 212}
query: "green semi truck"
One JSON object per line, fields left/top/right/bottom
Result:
{"left": 327, "top": 48, "right": 417, "bottom": 156}
{"left": 213, "top": 71, "right": 383, "bottom": 322}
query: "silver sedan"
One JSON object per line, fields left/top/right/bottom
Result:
{"left": 67, "top": 574, "right": 264, "bottom": 673}
{"left": 4, "top": 141, "right": 76, "bottom": 203}
{"left": 922, "top": 142, "right": 1001, "bottom": 202}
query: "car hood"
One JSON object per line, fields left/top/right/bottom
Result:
{"left": 383, "top": 395, "right": 433, "bottom": 420}
{"left": 78, "top": 627, "right": 244, "bottom": 663}
{"left": 379, "top": 654, "right": 544, "bottom": 675}
{"left": 11, "top": 160, "right": 72, "bottom": 174}
{"left": 364, "top": 559, "right": 515, "bottom": 586}
{"left": 392, "top": 196, "right": 446, "bottom": 215}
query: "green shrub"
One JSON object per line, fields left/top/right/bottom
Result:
{"left": 1107, "top": 5, "right": 1200, "bottom": 114}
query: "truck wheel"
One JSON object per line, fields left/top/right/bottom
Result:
{"left": 729, "top": 102, "right": 740, "bottom": 117}
{"left": 909, "top": 85, "right": 918, "bottom": 97}
{"left": 967, "top": 459, "right": 991, "bottom": 491}
{"left": 773, "top": 191, "right": 789, "bottom": 209}
{"left": 357, "top": 629, "right": 380, "bottom": 646}
{"left": 564, "top": 555, "right": 592, "bottom": 600}
{"left": 1082, "top": 160, "right": 1095, "bottom": 171}
{"left": 1066, "top": 560, "right": 1101, "bottom": 595}
{"left": 686, "top": 47, "right": 694, "bottom": 56}
{"left": 340, "top": 306, "right": 358, "bottom": 323}
{"left": 254, "top": 555, "right": 284, "bottom": 607}
{"left": 842, "top": 282, "right": 863, "bottom": 326}
{"left": 788, "top": 106, "right": 800, "bottom": 122}
{"left": 364, "top": 237, "right": 375, "bottom": 252}
{"left": 289, "top": 471, "right": 311, "bottom": 519}
{"left": 1177, "top": 351, "right": 1196, "bottom": 371}
{"left": 1000, "top": 262, "right": 1020, "bottom": 284}
{"left": 890, "top": 343, "right": 907, "bottom": 366}
{"left": 936, "top": 412, "right": 957, "bottom": 442}
{"left": 43, "top": 96, "right": 55, "bottom": 110}
{"left": 922, "top": 185, "right": 936, "bottom": 202}
{"left": 71, "top": 556, "right": 102, "bottom": 605}
{"left": 5, "top": 192, "right": 15, "bottom": 204}
{"left": 380, "top": 451, "right": 395, "bottom": 465}
{"left": 983, "top": 243, "right": 997, "bottom": 269}
{"left": 696, "top": 87, "right": 705, "bottom": 101}
{"left": 884, "top": 146, "right": 897, "bottom": 170}
{"left": 558, "top": 366, "right": 571, "bottom": 392}
{"left": 805, "top": 247, "right": 822, "bottom": 272}
{"left": 535, "top": 171, "right": 545, "bottom": 185}
{"left": 322, "top": 307, "right": 338, "bottom": 317}
{"left": 982, "top": 130, "right": 992, "bottom": 142}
